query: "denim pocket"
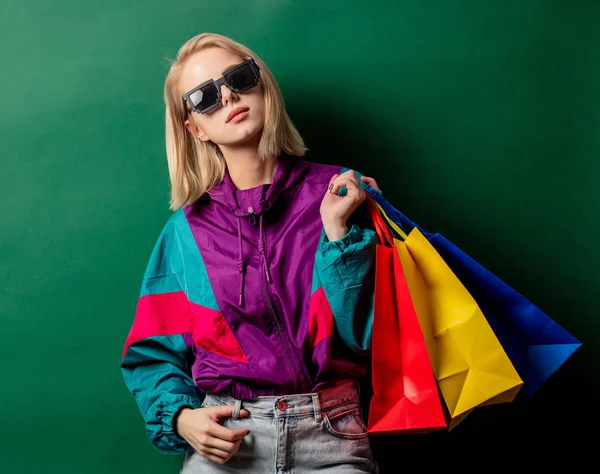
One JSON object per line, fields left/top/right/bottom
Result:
{"left": 322, "top": 405, "right": 369, "bottom": 440}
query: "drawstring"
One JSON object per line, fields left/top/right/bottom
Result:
{"left": 258, "top": 214, "right": 272, "bottom": 284}
{"left": 237, "top": 213, "right": 272, "bottom": 308}
{"left": 237, "top": 216, "right": 246, "bottom": 307}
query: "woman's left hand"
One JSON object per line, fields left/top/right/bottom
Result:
{"left": 320, "top": 170, "right": 381, "bottom": 241}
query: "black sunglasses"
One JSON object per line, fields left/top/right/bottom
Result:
{"left": 182, "top": 58, "right": 261, "bottom": 115}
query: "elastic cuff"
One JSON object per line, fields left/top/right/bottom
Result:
{"left": 154, "top": 394, "right": 203, "bottom": 454}
{"left": 320, "top": 224, "right": 364, "bottom": 254}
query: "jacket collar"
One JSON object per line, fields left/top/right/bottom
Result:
{"left": 208, "top": 151, "right": 300, "bottom": 216}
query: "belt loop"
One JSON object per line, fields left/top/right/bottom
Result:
{"left": 232, "top": 399, "right": 242, "bottom": 420}
{"left": 311, "top": 392, "right": 322, "bottom": 424}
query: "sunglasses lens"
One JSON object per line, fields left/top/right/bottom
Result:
{"left": 185, "top": 61, "right": 259, "bottom": 113}
{"left": 225, "top": 63, "right": 258, "bottom": 91}
{"left": 189, "top": 83, "right": 219, "bottom": 112}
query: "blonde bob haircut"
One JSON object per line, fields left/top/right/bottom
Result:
{"left": 163, "top": 32, "right": 308, "bottom": 211}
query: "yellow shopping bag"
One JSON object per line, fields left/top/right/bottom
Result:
{"left": 393, "top": 226, "right": 523, "bottom": 429}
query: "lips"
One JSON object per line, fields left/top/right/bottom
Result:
{"left": 227, "top": 107, "right": 250, "bottom": 123}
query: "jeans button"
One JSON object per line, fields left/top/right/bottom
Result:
{"left": 278, "top": 401, "right": 287, "bottom": 411}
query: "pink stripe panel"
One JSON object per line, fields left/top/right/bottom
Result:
{"left": 308, "top": 286, "right": 334, "bottom": 347}
{"left": 122, "top": 291, "right": 248, "bottom": 364}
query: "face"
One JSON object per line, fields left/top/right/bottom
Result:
{"left": 181, "top": 47, "right": 266, "bottom": 148}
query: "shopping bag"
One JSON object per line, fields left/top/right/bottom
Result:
{"left": 365, "top": 187, "right": 582, "bottom": 397}
{"left": 365, "top": 194, "right": 523, "bottom": 428}
{"left": 366, "top": 196, "right": 447, "bottom": 434}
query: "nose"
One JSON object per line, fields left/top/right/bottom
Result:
{"left": 220, "top": 83, "right": 237, "bottom": 107}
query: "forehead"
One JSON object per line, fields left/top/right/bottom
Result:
{"left": 180, "top": 47, "right": 245, "bottom": 94}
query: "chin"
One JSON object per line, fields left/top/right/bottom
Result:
{"left": 232, "top": 122, "right": 264, "bottom": 143}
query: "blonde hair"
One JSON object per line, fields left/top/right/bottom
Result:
{"left": 163, "top": 32, "right": 308, "bottom": 211}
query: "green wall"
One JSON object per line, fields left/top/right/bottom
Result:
{"left": 1, "top": 1, "right": 598, "bottom": 471}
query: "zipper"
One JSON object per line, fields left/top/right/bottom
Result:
{"left": 260, "top": 263, "right": 300, "bottom": 393}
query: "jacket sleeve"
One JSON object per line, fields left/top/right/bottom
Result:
{"left": 120, "top": 215, "right": 204, "bottom": 455}
{"left": 315, "top": 168, "right": 380, "bottom": 357}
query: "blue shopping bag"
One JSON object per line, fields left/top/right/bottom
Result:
{"left": 365, "top": 187, "right": 582, "bottom": 397}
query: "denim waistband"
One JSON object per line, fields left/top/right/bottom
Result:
{"left": 203, "top": 378, "right": 361, "bottom": 423}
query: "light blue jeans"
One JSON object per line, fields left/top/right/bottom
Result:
{"left": 180, "top": 378, "right": 379, "bottom": 473}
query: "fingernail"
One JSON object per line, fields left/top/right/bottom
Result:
{"left": 246, "top": 430, "right": 251, "bottom": 435}
{"left": 328, "top": 184, "right": 333, "bottom": 191}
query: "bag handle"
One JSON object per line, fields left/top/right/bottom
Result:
{"left": 373, "top": 200, "right": 408, "bottom": 241}
{"left": 365, "top": 188, "right": 413, "bottom": 239}
{"left": 366, "top": 194, "right": 394, "bottom": 247}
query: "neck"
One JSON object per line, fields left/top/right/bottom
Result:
{"left": 220, "top": 141, "right": 278, "bottom": 190}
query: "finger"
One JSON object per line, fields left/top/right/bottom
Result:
{"left": 327, "top": 174, "right": 339, "bottom": 193}
{"left": 330, "top": 176, "right": 363, "bottom": 199}
{"left": 202, "top": 452, "right": 229, "bottom": 465}
{"left": 201, "top": 428, "right": 241, "bottom": 452}
{"left": 208, "top": 405, "right": 250, "bottom": 420}
{"left": 210, "top": 423, "right": 251, "bottom": 442}
{"left": 340, "top": 169, "right": 361, "bottom": 187}
{"left": 361, "top": 176, "right": 380, "bottom": 192}
{"left": 328, "top": 170, "right": 359, "bottom": 194}
{"left": 330, "top": 171, "right": 360, "bottom": 195}
{"left": 199, "top": 444, "right": 234, "bottom": 460}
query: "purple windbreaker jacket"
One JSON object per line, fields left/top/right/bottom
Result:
{"left": 120, "top": 152, "right": 379, "bottom": 454}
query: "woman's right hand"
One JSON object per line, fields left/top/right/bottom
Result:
{"left": 175, "top": 406, "right": 251, "bottom": 465}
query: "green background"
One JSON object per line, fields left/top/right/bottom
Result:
{"left": 1, "top": 0, "right": 598, "bottom": 471}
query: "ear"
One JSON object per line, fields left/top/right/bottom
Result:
{"left": 184, "top": 118, "right": 211, "bottom": 142}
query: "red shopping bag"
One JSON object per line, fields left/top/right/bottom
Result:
{"left": 366, "top": 195, "right": 447, "bottom": 434}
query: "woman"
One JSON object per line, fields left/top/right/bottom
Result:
{"left": 120, "top": 32, "right": 382, "bottom": 473}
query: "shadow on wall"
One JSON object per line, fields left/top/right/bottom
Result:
{"left": 290, "top": 88, "right": 596, "bottom": 469}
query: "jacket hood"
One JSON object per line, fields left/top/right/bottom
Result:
{"left": 203, "top": 152, "right": 309, "bottom": 308}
